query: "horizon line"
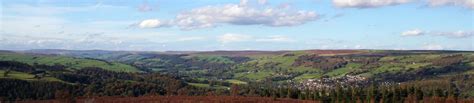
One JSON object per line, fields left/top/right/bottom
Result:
{"left": 3, "top": 49, "right": 473, "bottom": 52}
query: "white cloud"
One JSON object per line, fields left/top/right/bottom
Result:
{"left": 176, "top": 37, "right": 206, "bottom": 41}
{"left": 401, "top": 29, "right": 425, "bottom": 36}
{"left": 0, "top": 31, "right": 205, "bottom": 50}
{"left": 240, "top": 0, "right": 250, "bottom": 6}
{"left": 218, "top": 34, "right": 297, "bottom": 44}
{"left": 241, "top": 0, "right": 267, "bottom": 6}
{"left": 138, "top": 19, "right": 169, "bottom": 28}
{"left": 277, "top": 3, "right": 292, "bottom": 9}
{"left": 331, "top": 0, "right": 474, "bottom": 9}
{"left": 142, "top": 2, "right": 319, "bottom": 30}
{"left": 0, "top": 4, "right": 207, "bottom": 51}
{"left": 4, "top": 4, "right": 83, "bottom": 16}
{"left": 422, "top": 44, "right": 444, "bottom": 50}
{"left": 354, "top": 45, "right": 362, "bottom": 49}
{"left": 431, "top": 30, "right": 474, "bottom": 38}
{"left": 174, "top": 4, "right": 318, "bottom": 30}
{"left": 256, "top": 35, "right": 295, "bottom": 42}
{"left": 427, "top": 0, "right": 474, "bottom": 9}
{"left": 218, "top": 33, "right": 253, "bottom": 43}
{"left": 402, "top": 29, "right": 473, "bottom": 38}
{"left": 332, "top": 0, "right": 413, "bottom": 8}
{"left": 175, "top": 5, "right": 318, "bottom": 30}
{"left": 3, "top": 4, "right": 127, "bottom": 16}
{"left": 257, "top": 0, "right": 268, "bottom": 5}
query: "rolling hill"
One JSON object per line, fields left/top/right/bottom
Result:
{"left": 1, "top": 49, "right": 474, "bottom": 102}
{"left": 24, "top": 49, "right": 474, "bottom": 81}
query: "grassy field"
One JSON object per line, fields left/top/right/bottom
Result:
{"left": 5, "top": 50, "right": 474, "bottom": 87}
{"left": 235, "top": 71, "right": 273, "bottom": 80}
{"left": 326, "top": 63, "right": 362, "bottom": 77}
{"left": 233, "top": 51, "right": 319, "bottom": 80}
{"left": 0, "top": 53, "right": 140, "bottom": 72}
{"left": 225, "top": 79, "right": 248, "bottom": 84}
{"left": 188, "top": 83, "right": 210, "bottom": 87}
{"left": 190, "top": 55, "right": 235, "bottom": 64}
{"left": 294, "top": 74, "right": 322, "bottom": 81}
{"left": 0, "top": 70, "right": 64, "bottom": 82}
{"left": 465, "top": 62, "right": 474, "bottom": 74}
{"left": 233, "top": 51, "right": 474, "bottom": 81}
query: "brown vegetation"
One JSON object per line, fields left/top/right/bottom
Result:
{"left": 15, "top": 95, "right": 474, "bottom": 103}
{"left": 17, "top": 96, "right": 319, "bottom": 103}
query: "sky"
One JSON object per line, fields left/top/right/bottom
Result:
{"left": 0, "top": 0, "right": 473, "bottom": 51}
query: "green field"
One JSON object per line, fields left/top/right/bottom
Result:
{"left": 225, "top": 79, "right": 248, "bottom": 84}
{"left": 0, "top": 70, "right": 64, "bottom": 82}
{"left": 235, "top": 71, "right": 273, "bottom": 80}
{"left": 294, "top": 74, "right": 322, "bottom": 81}
{"left": 7, "top": 50, "right": 474, "bottom": 89}
{"left": 190, "top": 55, "right": 235, "bottom": 64}
{"left": 0, "top": 52, "right": 140, "bottom": 72}
{"left": 326, "top": 63, "right": 362, "bottom": 77}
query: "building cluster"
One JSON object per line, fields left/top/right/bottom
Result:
{"left": 298, "top": 75, "right": 368, "bottom": 90}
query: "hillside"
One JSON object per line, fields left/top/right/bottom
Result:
{"left": 0, "top": 51, "right": 142, "bottom": 84}
{"left": 1, "top": 49, "right": 474, "bottom": 102}
{"left": 25, "top": 49, "right": 474, "bottom": 81}
{"left": 0, "top": 52, "right": 140, "bottom": 72}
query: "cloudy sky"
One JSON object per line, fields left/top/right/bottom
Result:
{"left": 0, "top": 0, "right": 473, "bottom": 51}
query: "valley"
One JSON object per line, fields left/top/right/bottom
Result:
{"left": 1, "top": 49, "right": 474, "bottom": 102}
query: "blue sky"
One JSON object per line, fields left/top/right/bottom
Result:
{"left": 0, "top": 0, "right": 473, "bottom": 51}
